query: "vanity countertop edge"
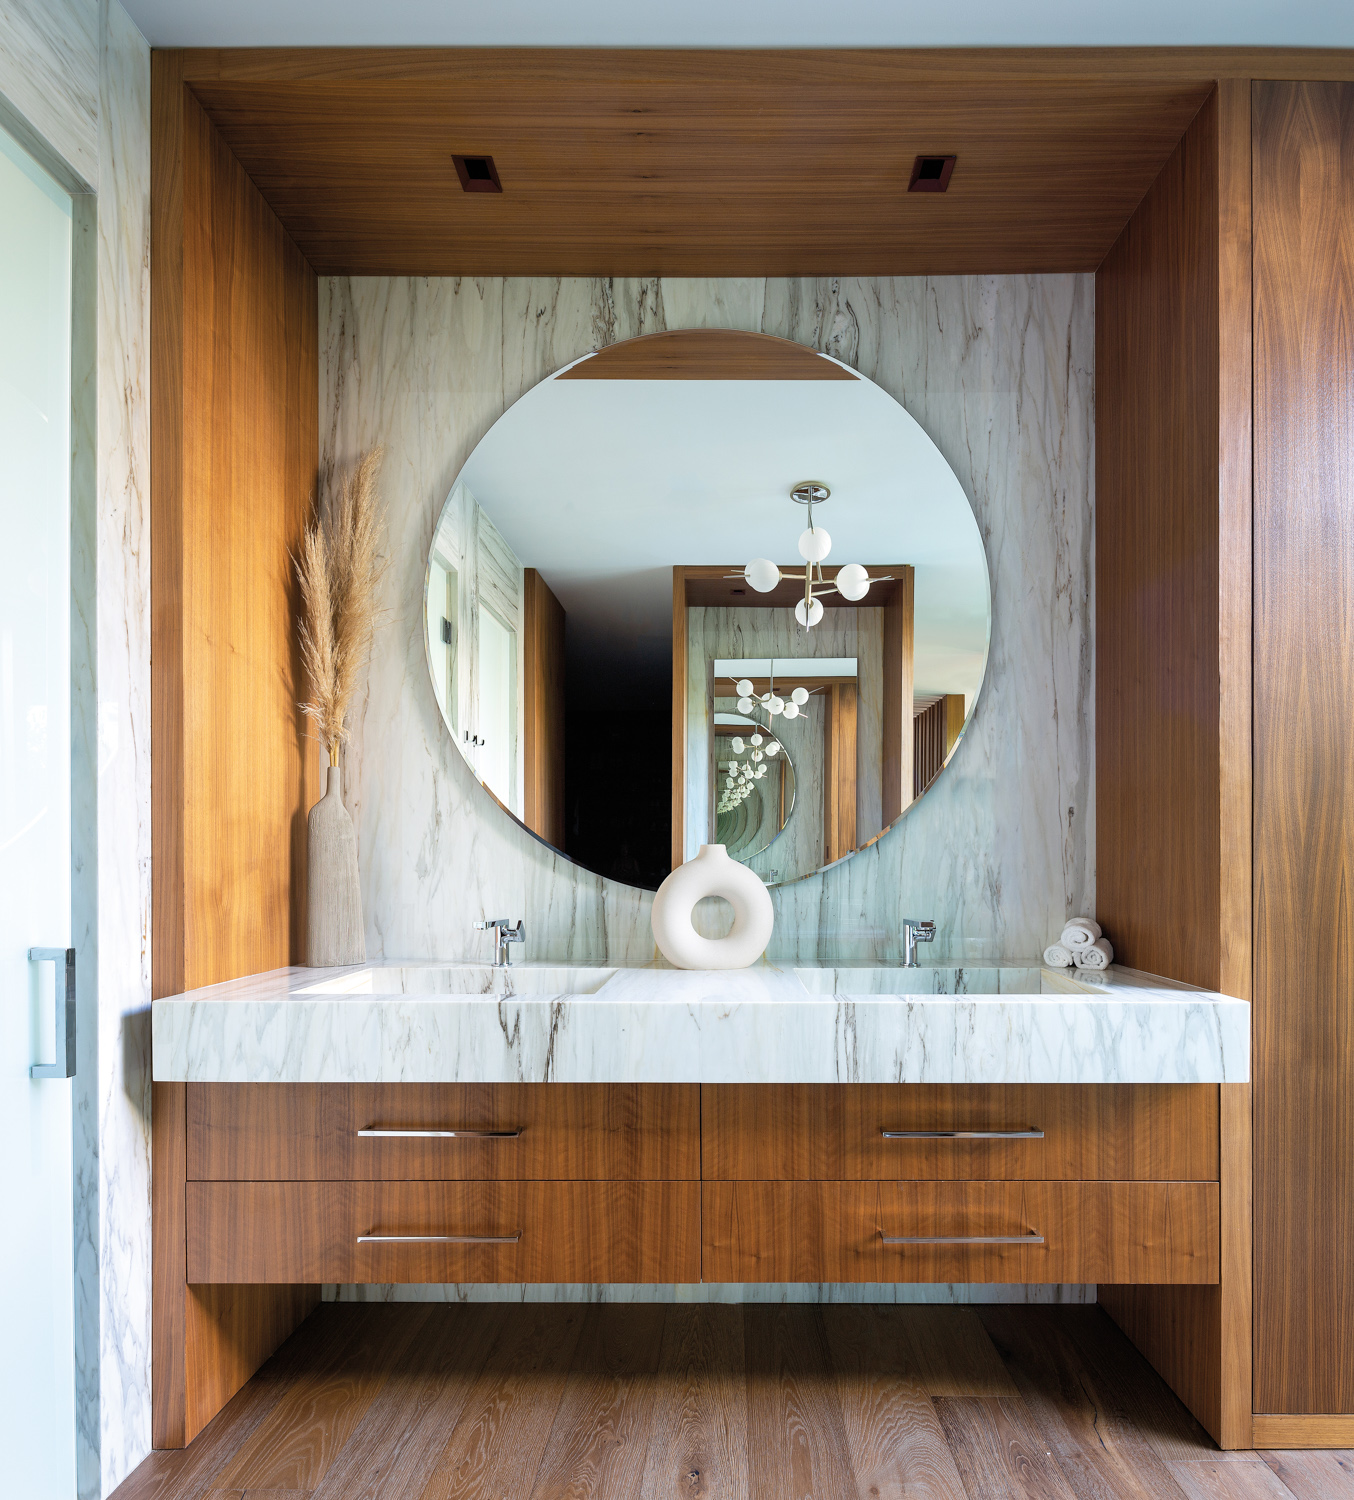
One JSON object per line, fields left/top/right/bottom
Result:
{"left": 150, "top": 962, "right": 1250, "bottom": 1087}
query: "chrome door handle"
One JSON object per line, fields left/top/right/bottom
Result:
{"left": 880, "top": 1127, "right": 1044, "bottom": 1139}
{"left": 357, "top": 1232, "right": 521, "bottom": 1244}
{"left": 357, "top": 1127, "right": 522, "bottom": 1139}
{"left": 29, "top": 947, "right": 75, "bottom": 1079}
{"left": 881, "top": 1229, "right": 1045, "bottom": 1245}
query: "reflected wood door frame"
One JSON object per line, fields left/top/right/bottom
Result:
{"left": 674, "top": 564, "right": 913, "bottom": 872}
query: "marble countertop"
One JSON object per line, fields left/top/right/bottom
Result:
{"left": 151, "top": 961, "right": 1249, "bottom": 1086}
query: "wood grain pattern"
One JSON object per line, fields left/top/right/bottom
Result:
{"left": 1169, "top": 1459, "right": 1293, "bottom": 1500}
{"left": 700, "top": 1083, "right": 1220, "bottom": 1182}
{"left": 187, "top": 1083, "right": 700, "bottom": 1182}
{"left": 213, "top": 1305, "right": 432, "bottom": 1492}
{"left": 1253, "top": 1416, "right": 1354, "bottom": 1449}
{"left": 1260, "top": 1446, "right": 1354, "bottom": 1488}
{"left": 151, "top": 58, "right": 322, "bottom": 1446}
{"left": 977, "top": 1304, "right": 1190, "bottom": 1498}
{"left": 304, "top": 1305, "right": 504, "bottom": 1500}
{"left": 558, "top": 328, "right": 857, "bottom": 380}
{"left": 702, "top": 1181, "right": 1220, "bottom": 1285}
{"left": 1096, "top": 89, "right": 1228, "bottom": 992}
{"left": 185, "top": 1286, "right": 321, "bottom": 1450}
{"left": 527, "top": 1304, "right": 669, "bottom": 1498}
{"left": 637, "top": 1306, "right": 748, "bottom": 1500}
{"left": 1098, "top": 1087, "right": 1253, "bottom": 1450}
{"left": 934, "top": 1396, "right": 1081, "bottom": 1500}
{"left": 522, "top": 568, "right": 567, "bottom": 850}
{"left": 118, "top": 1304, "right": 1263, "bottom": 1499}
{"left": 821, "top": 1305, "right": 971, "bottom": 1498}
{"left": 822, "top": 682, "right": 858, "bottom": 864}
{"left": 154, "top": 51, "right": 1228, "bottom": 277}
{"left": 744, "top": 1308, "right": 856, "bottom": 1497}
{"left": 152, "top": 1081, "right": 188, "bottom": 1448}
{"left": 152, "top": 65, "right": 319, "bottom": 999}
{"left": 416, "top": 1304, "right": 590, "bottom": 1500}
{"left": 189, "top": 1181, "right": 702, "bottom": 1284}
{"left": 1252, "top": 78, "right": 1354, "bottom": 1420}
{"left": 1094, "top": 76, "right": 1254, "bottom": 1455}
{"left": 881, "top": 564, "right": 915, "bottom": 825}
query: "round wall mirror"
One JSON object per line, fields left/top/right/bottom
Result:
{"left": 424, "top": 329, "right": 990, "bottom": 891}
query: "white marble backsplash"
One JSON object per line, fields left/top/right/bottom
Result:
{"left": 322, "top": 274, "right": 1094, "bottom": 967}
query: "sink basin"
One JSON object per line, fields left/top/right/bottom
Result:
{"left": 296, "top": 963, "right": 620, "bottom": 997}
{"left": 793, "top": 964, "right": 1043, "bottom": 996}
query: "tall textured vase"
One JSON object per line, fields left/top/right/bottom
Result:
{"left": 306, "top": 763, "right": 365, "bottom": 966}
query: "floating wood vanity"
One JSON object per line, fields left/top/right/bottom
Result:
{"left": 182, "top": 1080, "right": 1220, "bottom": 1289}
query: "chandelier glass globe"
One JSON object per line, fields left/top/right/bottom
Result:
{"left": 794, "top": 596, "right": 824, "bottom": 628}
{"left": 744, "top": 558, "right": 781, "bottom": 593}
{"left": 791, "top": 686, "right": 809, "bottom": 706}
{"left": 737, "top": 696, "right": 754, "bottom": 714}
{"left": 797, "top": 525, "right": 832, "bottom": 563}
{"left": 782, "top": 701, "right": 800, "bottom": 719}
{"left": 834, "top": 561, "right": 870, "bottom": 601}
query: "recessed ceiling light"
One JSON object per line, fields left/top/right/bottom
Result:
{"left": 453, "top": 155, "right": 503, "bottom": 193}
{"left": 908, "top": 155, "right": 957, "bottom": 193}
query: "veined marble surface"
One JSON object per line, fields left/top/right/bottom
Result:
{"left": 153, "top": 962, "right": 1248, "bottom": 1086}
{"left": 321, "top": 274, "right": 1094, "bottom": 967}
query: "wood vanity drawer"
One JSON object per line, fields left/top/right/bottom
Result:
{"left": 701, "top": 1181, "right": 1219, "bottom": 1284}
{"left": 701, "top": 1084, "right": 1219, "bottom": 1181}
{"left": 188, "top": 1180, "right": 701, "bottom": 1283}
{"left": 186, "top": 1083, "right": 700, "bottom": 1181}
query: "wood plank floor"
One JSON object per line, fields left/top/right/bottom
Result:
{"left": 113, "top": 1304, "right": 1354, "bottom": 1499}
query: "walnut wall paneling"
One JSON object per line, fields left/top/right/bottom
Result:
{"left": 1093, "top": 80, "right": 1253, "bottom": 1450}
{"left": 822, "top": 682, "right": 858, "bottom": 864}
{"left": 522, "top": 567, "right": 566, "bottom": 848}
{"left": 1253, "top": 77, "right": 1354, "bottom": 1422}
{"left": 151, "top": 56, "right": 321, "bottom": 1446}
{"left": 880, "top": 566, "right": 915, "bottom": 826}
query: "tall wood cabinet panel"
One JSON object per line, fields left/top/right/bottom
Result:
{"left": 151, "top": 55, "right": 322, "bottom": 1447}
{"left": 1094, "top": 81, "right": 1254, "bottom": 1450}
{"left": 1252, "top": 78, "right": 1354, "bottom": 1419}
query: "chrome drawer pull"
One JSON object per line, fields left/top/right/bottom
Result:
{"left": 880, "top": 1229, "right": 1045, "bottom": 1246}
{"left": 880, "top": 1127, "right": 1043, "bottom": 1139}
{"left": 357, "top": 1232, "right": 522, "bottom": 1244}
{"left": 357, "top": 1127, "right": 522, "bottom": 1139}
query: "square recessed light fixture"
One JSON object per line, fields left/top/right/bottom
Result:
{"left": 908, "top": 155, "right": 957, "bottom": 193}
{"left": 452, "top": 154, "right": 503, "bottom": 193}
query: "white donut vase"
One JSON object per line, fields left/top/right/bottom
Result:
{"left": 650, "top": 843, "right": 774, "bottom": 969}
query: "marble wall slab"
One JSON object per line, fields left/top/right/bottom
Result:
{"left": 321, "top": 274, "right": 1095, "bottom": 968}
{"left": 92, "top": 5, "right": 151, "bottom": 1491}
{"left": 0, "top": 0, "right": 98, "bottom": 189}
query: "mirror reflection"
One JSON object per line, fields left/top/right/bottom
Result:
{"left": 424, "top": 329, "right": 990, "bottom": 891}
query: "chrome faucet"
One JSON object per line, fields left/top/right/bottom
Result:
{"left": 901, "top": 919, "right": 936, "bottom": 968}
{"left": 475, "top": 918, "right": 524, "bottom": 967}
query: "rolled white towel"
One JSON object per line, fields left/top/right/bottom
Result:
{"left": 1043, "top": 943, "right": 1075, "bottom": 968}
{"left": 1073, "top": 938, "right": 1113, "bottom": 970}
{"left": 1061, "top": 916, "right": 1102, "bottom": 949}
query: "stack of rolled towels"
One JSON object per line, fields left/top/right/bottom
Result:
{"left": 1044, "top": 916, "right": 1113, "bottom": 971}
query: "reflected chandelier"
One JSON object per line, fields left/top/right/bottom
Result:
{"left": 741, "top": 483, "right": 888, "bottom": 629}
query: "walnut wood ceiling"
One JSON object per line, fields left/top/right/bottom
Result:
{"left": 169, "top": 48, "right": 1231, "bottom": 276}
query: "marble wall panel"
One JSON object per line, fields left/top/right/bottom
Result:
{"left": 322, "top": 274, "right": 1094, "bottom": 967}
{"left": 0, "top": 0, "right": 98, "bottom": 188}
{"left": 93, "top": 6, "right": 151, "bottom": 1490}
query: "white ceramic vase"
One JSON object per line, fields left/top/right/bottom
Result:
{"left": 306, "top": 763, "right": 366, "bottom": 966}
{"left": 650, "top": 843, "right": 774, "bottom": 970}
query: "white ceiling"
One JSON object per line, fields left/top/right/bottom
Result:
{"left": 119, "top": 0, "right": 1352, "bottom": 48}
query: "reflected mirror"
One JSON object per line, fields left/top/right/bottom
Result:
{"left": 425, "top": 329, "right": 990, "bottom": 891}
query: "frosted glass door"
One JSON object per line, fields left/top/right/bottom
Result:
{"left": 0, "top": 127, "right": 76, "bottom": 1497}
